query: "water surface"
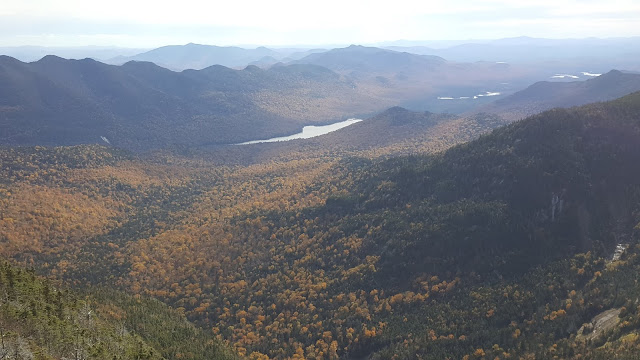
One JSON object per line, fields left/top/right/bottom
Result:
{"left": 237, "top": 118, "right": 362, "bottom": 145}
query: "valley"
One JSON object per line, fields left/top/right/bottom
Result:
{"left": 2, "top": 36, "right": 640, "bottom": 360}
{"left": 3, "top": 91, "right": 640, "bottom": 358}
{"left": 5, "top": 44, "right": 627, "bottom": 152}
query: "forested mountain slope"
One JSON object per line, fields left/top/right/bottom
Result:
{"left": 3, "top": 51, "right": 638, "bottom": 154}
{"left": 333, "top": 91, "right": 640, "bottom": 274}
{"left": 0, "top": 55, "right": 380, "bottom": 150}
{"left": 2, "top": 93, "right": 640, "bottom": 358}
{"left": 0, "top": 49, "right": 524, "bottom": 153}
{"left": 0, "top": 260, "right": 236, "bottom": 360}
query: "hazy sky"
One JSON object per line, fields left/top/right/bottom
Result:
{"left": 1, "top": 0, "right": 639, "bottom": 47}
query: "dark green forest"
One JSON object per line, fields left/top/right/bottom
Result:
{"left": 0, "top": 260, "right": 235, "bottom": 359}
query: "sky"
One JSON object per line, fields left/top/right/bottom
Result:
{"left": 1, "top": 0, "right": 639, "bottom": 48}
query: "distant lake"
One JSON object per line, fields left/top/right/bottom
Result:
{"left": 437, "top": 91, "right": 502, "bottom": 100}
{"left": 550, "top": 72, "right": 601, "bottom": 79}
{"left": 237, "top": 118, "right": 362, "bottom": 145}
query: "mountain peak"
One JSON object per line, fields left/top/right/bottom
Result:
{"left": 121, "top": 60, "right": 168, "bottom": 71}
{"left": 36, "top": 54, "right": 66, "bottom": 63}
{"left": 383, "top": 106, "right": 410, "bottom": 114}
{"left": 0, "top": 55, "right": 24, "bottom": 65}
{"left": 603, "top": 69, "right": 622, "bottom": 76}
{"left": 243, "top": 64, "right": 262, "bottom": 72}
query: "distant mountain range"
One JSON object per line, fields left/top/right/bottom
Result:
{"left": 108, "top": 43, "right": 281, "bottom": 70}
{"left": 2, "top": 42, "right": 640, "bottom": 152}
{"left": 383, "top": 37, "right": 640, "bottom": 72}
{"left": 0, "top": 47, "right": 533, "bottom": 151}
{"left": 3, "top": 37, "right": 639, "bottom": 73}
{"left": 289, "top": 45, "right": 544, "bottom": 113}
{"left": 106, "top": 44, "right": 331, "bottom": 71}
{"left": 292, "top": 45, "right": 446, "bottom": 74}
{"left": 0, "top": 45, "right": 147, "bottom": 62}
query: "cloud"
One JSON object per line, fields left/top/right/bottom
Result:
{"left": 4, "top": 0, "right": 495, "bottom": 28}
{"left": 1, "top": 0, "right": 639, "bottom": 46}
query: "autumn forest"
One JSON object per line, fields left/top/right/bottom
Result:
{"left": 1, "top": 87, "right": 640, "bottom": 359}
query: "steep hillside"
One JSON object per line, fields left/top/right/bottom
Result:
{"left": 2, "top": 93, "right": 640, "bottom": 358}
{"left": 479, "top": 70, "right": 640, "bottom": 120}
{"left": 339, "top": 92, "right": 640, "bottom": 273}
{"left": 200, "top": 91, "right": 640, "bottom": 358}
{"left": 0, "top": 260, "right": 236, "bottom": 360}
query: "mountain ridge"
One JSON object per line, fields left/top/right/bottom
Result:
{"left": 108, "top": 43, "right": 282, "bottom": 70}
{"left": 0, "top": 55, "right": 387, "bottom": 150}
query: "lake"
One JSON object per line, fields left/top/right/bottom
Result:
{"left": 237, "top": 118, "right": 362, "bottom": 145}
{"left": 437, "top": 91, "right": 502, "bottom": 100}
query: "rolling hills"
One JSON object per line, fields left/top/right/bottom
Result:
{"left": 106, "top": 44, "right": 329, "bottom": 71}
{"left": 0, "top": 45, "right": 147, "bottom": 63}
